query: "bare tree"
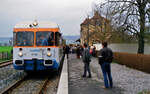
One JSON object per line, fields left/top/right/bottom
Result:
{"left": 99, "top": 0, "right": 150, "bottom": 54}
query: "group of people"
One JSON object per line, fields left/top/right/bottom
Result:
{"left": 63, "top": 44, "right": 96, "bottom": 58}
{"left": 76, "top": 45, "right": 83, "bottom": 58}
{"left": 76, "top": 45, "right": 96, "bottom": 59}
{"left": 63, "top": 45, "right": 70, "bottom": 58}
{"left": 64, "top": 42, "right": 113, "bottom": 89}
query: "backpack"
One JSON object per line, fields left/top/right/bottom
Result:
{"left": 104, "top": 49, "right": 113, "bottom": 63}
{"left": 99, "top": 48, "right": 113, "bottom": 65}
{"left": 84, "top": 49, "right": 91, "bottom": 62}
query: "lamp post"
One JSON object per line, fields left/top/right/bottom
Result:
{"left": 94, "top": 18, "right": 98, "bottom": 45}
{"left": 87, "top": 15, "right": 90, "bottom": 46}
{"left": 93, "top": 15, "right": 100, "bottom": 44}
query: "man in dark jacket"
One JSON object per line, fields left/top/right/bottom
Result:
{"left": 82, "top": 43, "right": 91, "bottom": 78}
{"left": 76, "top": 45, "right": 81, "bottom": 58}
{"left": 65, "top": 45, "right": 70, "bottom": 59}
{"left": 99, "top": 42, "right": 113, "bottom": 89}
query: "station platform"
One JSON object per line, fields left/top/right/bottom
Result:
{"left": 68, "top": 54, "right": 121, "bottom": 94}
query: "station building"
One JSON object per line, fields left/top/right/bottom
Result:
{"left": 80, "top": 11, "right": 112, "bottom": 46}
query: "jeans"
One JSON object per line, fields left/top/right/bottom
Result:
{"left": 83, "top": 62, "right": 91, "bottom": 76}
{"left": 101, "top": 62, "right": 113, "bottom": 88}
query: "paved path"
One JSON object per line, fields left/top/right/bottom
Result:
{"left": 68, "top": 54, "right": 121, "bottom": 94}
{"left": 68, "top": 54, "right": 150, "bottom": 94}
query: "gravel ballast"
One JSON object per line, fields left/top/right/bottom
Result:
{"left": 0, "top": 65, "right": 25, "bottom": 92}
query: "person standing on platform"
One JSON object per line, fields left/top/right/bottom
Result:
{"left": 70, "top": 46, "right": 73, "bottom": 54}
{"left": 80, "top": 45, "right": 84, "bottom": 56}
{"left": 82, "top": 43, "right": 92, "bottom": 78}
{"left": 99, "top": 42, "right": 113, "bottom": 89}
{"left": 92, "top": 46, "right": 96, "bottom": 57}
{"left": 63, "top": 45, "right": 66, "bottom": 55}
{"left": 89, "top": 47, "right": 93, "bottom": 56}
{"left": 65, "top": 45, "right": 70, "bottom": 59}
{"left": 76, "top": 45, "right": 81, "bottom": 59}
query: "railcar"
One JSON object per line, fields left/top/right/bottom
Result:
{"left": 13, "top": 20, "right": 64, "bottom": 71}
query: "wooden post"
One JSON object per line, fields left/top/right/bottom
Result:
{"left": 2, "top": 52, "right": 4, "bottom": 60}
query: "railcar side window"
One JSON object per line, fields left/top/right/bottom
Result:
{"left": 36, "top": 32, "right": 54, "bottom": 46}
{"left": 55, "top": 32, "right": 60, "bottom": 46}
{"left": 13, "top": 32, "right": 16, "bottom": 46}
{"left": 16, "top": 32, "right": 34, "bottom": 46}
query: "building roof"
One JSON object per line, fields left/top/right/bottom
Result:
{"left": 91, "top": 11, "right": 109, "bottom": 22}
{"left": 14, "top": 21, "right": 59, "bottom": 28}
{"left": 92, "top": 11, "right": 102, "bottom": 19}
{"left": 80, "top": 18, "right": 90, "bottom": 25}
{"left": 81, "top": 11, "right": 110, "bottom": 26}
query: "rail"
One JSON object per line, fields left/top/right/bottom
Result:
{"left": 35, "top": 78, "right": 49, "bottom": 94}
{"left": 0, "top": 60, "right": 13, "bottom": 68}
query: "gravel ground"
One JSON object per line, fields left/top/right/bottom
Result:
{"left": 91, "top": 57, "right": 150, "bottom": 94}
{"left": 0, "top": 65, "right": 25, "bottom": 92}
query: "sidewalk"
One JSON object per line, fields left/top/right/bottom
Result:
{"left": 68, "top": 54, "right": 121, "bottom": 94}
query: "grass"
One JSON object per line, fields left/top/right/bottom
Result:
{"left": 0, "top": 46, "right": 12, "bottom": 53}
{"left": 137, "top": 90, "right": 150, "bottom": 94}
{"left": 0, "top": 46, "right": 13, "bottom": 62}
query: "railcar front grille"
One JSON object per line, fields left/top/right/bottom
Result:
{"left": 44, "top": 60, "right": 53, "bottom": 66}
{"left": 15, "top": 60, "right": 23, "bottom": 65}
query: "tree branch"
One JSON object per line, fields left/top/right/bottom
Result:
{"left": 108, "top": 0, "right": 138, "bottom": 6}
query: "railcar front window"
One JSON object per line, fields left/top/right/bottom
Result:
{"left": 16, "top": 32, "right": 34, "bottom": 46}
{"left": 13, "top": 32, "right": 16, "bottom": 46}
{"left": 36, "top": 32, "right": 54, "bottom": 46}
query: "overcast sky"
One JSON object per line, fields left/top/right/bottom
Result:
{"left": 0, "top": 0, "right": 105, "bottom": 37}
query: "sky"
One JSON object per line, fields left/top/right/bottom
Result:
{"left": 0, "top": 0, "right": 105, "bottom": 37}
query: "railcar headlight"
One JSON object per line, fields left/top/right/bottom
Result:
{"left": 33, "top": 20, "right": 38, "bottom": 26}
{"left": 47, "top": 52, "right": 52, "bottom": 57}
{"left": 18, "top": 52, "right": 23, "bottom": 57}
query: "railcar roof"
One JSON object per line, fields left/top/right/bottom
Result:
{"left": 14, "top": 21, "right": 59, "bottom": 28}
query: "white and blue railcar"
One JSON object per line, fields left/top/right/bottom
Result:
{"left": 13, "top": 21, "right": 64, "bottom": 71}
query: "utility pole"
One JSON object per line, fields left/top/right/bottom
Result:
{"left": 87, "top": 15, "right": 89, "bottom": 46}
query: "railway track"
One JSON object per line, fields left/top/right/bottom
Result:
{"left": 0, "top": 75, "right": 26, "bottom": 94}
{"left": 0, "top": 60, "right": 13, "bottom": 68}
{"left": 0, "top": 73, "right": 59, "bottom": 94}
{"left": 0, "top": 56, "right": 65, "bottom": 94}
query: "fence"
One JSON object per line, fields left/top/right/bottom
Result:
{"left": 113, "top": 52, "right": 150, "bottom": 73}
{"left": 96, "top": 51, "right": 150, "bottom": 73}
{"left": 0, "top": 52, "right": 12, "bottom": 61}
